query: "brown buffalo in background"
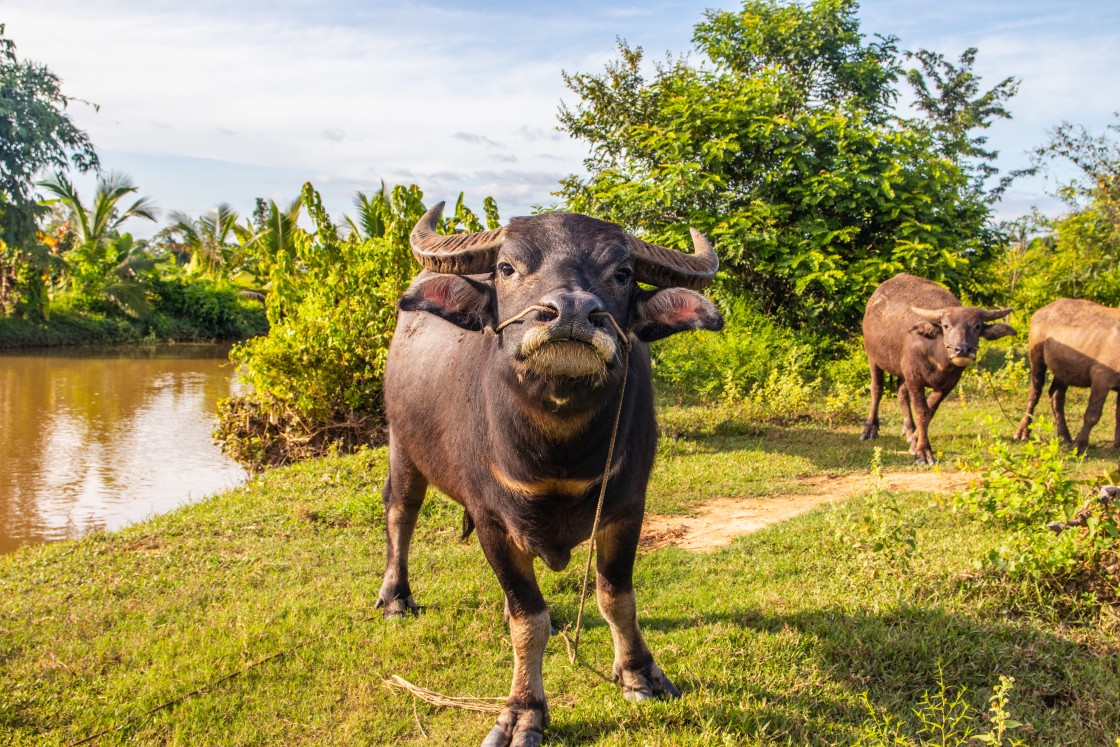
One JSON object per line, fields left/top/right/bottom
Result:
{"left": 1015, "top": 298, "right": 1120, "bottom": 453}
{"left": 861, "top": 273, "right": 1016, "bottom": 464}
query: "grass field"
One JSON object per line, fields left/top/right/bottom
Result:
{"left": 2, "top": 391, "right": 1118, "bottom": 745}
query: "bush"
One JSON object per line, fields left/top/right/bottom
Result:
{"left": 651, "top": 297, "right": 869, "bottom": 422}
{"left": 146, "top": 275, "right": 267, "bottom": 341}
{"left": 954, "top": 421, "right": 1120, "bottom": 609}
{"left": 213, "top": 183, "right": 444, "bottom": 469}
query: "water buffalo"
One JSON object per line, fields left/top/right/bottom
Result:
{"left": 1014, "top": 298, "right": 1120, "bottom": 452}
{"left": 379, "top": 204, "right": 723, "bottom": 746}
{"left": 861, "top": 273, "right": 1015, "bottom": 464}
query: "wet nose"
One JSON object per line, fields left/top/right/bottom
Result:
{"left": 537, "top": 291, "right": 604, "bottom": 334}
{"left": 951, "top": 343, "right": 978, "bottom": 357}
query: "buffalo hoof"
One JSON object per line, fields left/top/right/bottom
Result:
{"left": 481, "top": 705, "right": 547, "bottom": 747}
{"left": 860, "top": 426, "right": 879, "bottom": 441}
{"left": 1014, "top": 418, "right": 1032, "bottom": 440}
{"left": 1072, "top": 440, "right": 1089, "bottom": 456}
{"left": 913, "top": 450, "right": 936, "bottom": 466}
{"left": 375, "top": 595, "right": 422, "bottom": 619}
{"left": 617, "top": 661, "right": 682, "bottom": 702}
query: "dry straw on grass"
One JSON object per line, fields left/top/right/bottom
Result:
{"left": 382, "top": 675, "right": 505, "bottom": 714}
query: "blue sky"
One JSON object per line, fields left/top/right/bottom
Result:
{"left": 2, "top": 0, "right": 1117, "bottom": 237}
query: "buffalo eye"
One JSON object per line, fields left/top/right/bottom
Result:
{"left": 497, "top": 262, "right": 516, "bottom": 279}
{"left": 613, "top": 267, "right": 632, "bottom": 285}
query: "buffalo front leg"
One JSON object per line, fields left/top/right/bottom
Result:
{"left": 596, "top": 518, "right": 681, "bottom": 702}
{"left": 376, "top": 434, "right": 428, "bottom": 618}
{"left": 1049, "top": 380, "right": 1073, "bottom": 446}
{"left": 897, "top": 381, "right": 916, "bottom": 445}
{"left": 475, "top": 519, "right": 550, "bottom": 747}
{"left": 907, "top": 382, "right": 936, "bottom": 465}
{"left": 1015, "top": 347, "right": 1047, "bottom": 440}
{"left": 861, "top": 361, "right": 885, "bottom": 440}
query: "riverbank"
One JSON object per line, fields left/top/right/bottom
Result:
{"left": 3, "top": 400, "right": 1118, "bottom": 745}
{"left": 0, "top": 280, "right": 268, "bottom": 349}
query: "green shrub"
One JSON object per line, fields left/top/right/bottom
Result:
{"left": 651, "top": 296, "right": 869, "bottom": 422}
{"left": 214, "top": 183, "right": 495, "bottom": 469}
{"left": 146, "top": 274, "right": 267, "bottom": 340}
{"left": 954, "top": 420, "right": 1120, "bottom": 607}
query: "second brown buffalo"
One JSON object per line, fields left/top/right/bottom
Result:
{"left": 861, "top": 273, "right": 1016, "bottom": 464}
{"left": 1015, "top": 298, "right": 1120, "bottom": 453}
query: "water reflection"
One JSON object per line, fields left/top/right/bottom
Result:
{"left": 0, "top": 344, "right": 249, "bottom": 554}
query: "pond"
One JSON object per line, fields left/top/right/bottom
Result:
{"left": 0, "top": 344, "right": 249, "bottom": 555}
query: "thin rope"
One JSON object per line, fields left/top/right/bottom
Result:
{"left": 983, "top": 368, "right": 1019, "bottom": 428}
{"left": 491, "top": 305, "right": 632, "bottom": 665}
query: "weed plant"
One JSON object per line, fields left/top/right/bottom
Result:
{"left": 955, "top": 420, "right": 1120, "bottom": 617}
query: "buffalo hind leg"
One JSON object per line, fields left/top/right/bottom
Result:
{"left": 861, "top": 361, "right": 885, "bottom": 440}
{"left": 596, "top": 517, "right": 681, "bottom": 702}
{"left": 1113, "top": 391, "right": 1120, "bottom": 449}
{"left": 1072, "top": 375, "right": 1113, "bottom": 454}
{"left": 1049, "top": 380, "right": 1073, "bottom": 446}
{"left": 475, "top": 518, "right": 549, "bottom": 747}
{"left": 1015, "top": 345, "right": 1047, "bottom": 440}
{"left": 376, "top": 434, "right": 428, "bottom": 617}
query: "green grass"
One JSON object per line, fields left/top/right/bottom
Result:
{"left": 2, "top": 396, "right": 1118, "bottom": 745}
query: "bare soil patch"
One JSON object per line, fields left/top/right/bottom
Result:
{"left": 641, "top": 470, "right": 974, "bottom": 552}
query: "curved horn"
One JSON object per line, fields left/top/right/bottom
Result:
{"left": 979, "top": 307, "right": 1013, "bottom": 321}
{"left": 630, "top": 228, "right": 719, "bottom": 290}
{"left": 409, "top": 202, "right": 505, "bottom": 275}
{"left": 910, "top": 306, "right": 943, "bottom": 322}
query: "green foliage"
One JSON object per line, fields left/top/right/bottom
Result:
{"left": 217, "top": 183, "right": 505, "bottom": 468}
{"left": 651, "top": 296, "right": 867, "bottom": 422}
{"left": 839, "top": 448, "right": 922, "bottom": 576}
{"left": 146, "top": 274, "right": 267, "bottom": 340}
{"left": 230, "top": 182, "right": 420, "bottom": 421}
{"left": 855, "top": 670, "right": 1026, "bottom": 746}
{"left": 955, "top": 421, "right": 1120, "bottom": 598}
{"left": 557, "top": 0, "right": 1016, "bottom": 335}
{"left": 0, "top": 24, "right": 97, "bottom": 253}
{"left": 984, "top": 117, "right": 1120, "bottom": 314}
{"left": 37, "top": 170, "right": 160, "bottom": 316}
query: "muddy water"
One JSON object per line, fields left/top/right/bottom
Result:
{"left": 0, "top": 345, "right": 249, "bottom": 554}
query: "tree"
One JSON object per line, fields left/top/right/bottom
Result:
{"left": 557, "top": 0, "right": 1016, "bottom": 335}
{"left": 0, "top": 24, "right": 98, "bottom": 316}
{"left": 165, "top": 203, "right": 251, "bottom": 279}
{"left": 37, "top": 171, "right": 159, "bottom": 315}
{"left": 995, "top": 116, "right": 1120, "bottom": 312}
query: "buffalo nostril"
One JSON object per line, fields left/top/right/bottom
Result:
{"left": 537, "top": 306, "right": 559, "bottom": 322}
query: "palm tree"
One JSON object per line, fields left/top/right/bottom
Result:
{"left": 37, "top": 171, "right": 159, "bottom": 315}
{"left": 166, "top": 203, "right": 250, "bottom": 279}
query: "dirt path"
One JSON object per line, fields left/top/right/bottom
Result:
{"left": 640, "top": 470, "right": 974, "bottom": 552}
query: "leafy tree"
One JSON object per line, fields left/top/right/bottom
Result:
{"left": 994, "top": 116, "right": 1120, "bottom": 312}
{"left": 557, "top": 0, "right": 1016, "bottom": 335}
{"left": 905, "top": 48, "right": 1018, "bottom": 199}
{"left": 0, "top": 23, "right": 98, "bottom": 316}
{"left": 37, "top": 171, "right": 159, "bottom": 315}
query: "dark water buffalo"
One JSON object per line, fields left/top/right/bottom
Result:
{"left": 379, "top": 204, "right": 723, "bottom": 746}
{"left": 1014, "top": 298, "right": 1120, "bottom": 452}
{"left": 861, "top": 273, "right": 1015, "bottom": 464}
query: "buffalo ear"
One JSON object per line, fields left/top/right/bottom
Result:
{"left": 398, "top": 275, "right": 494, "bottom": 331}
{"left": 981, "top": 323, "right": 1017, "bottom": 340}
{"left": 911, "top": 321, "right": 941, "bottom": 339}
{"left": 631, "top": 287, "right": 723, "bottom": 342}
